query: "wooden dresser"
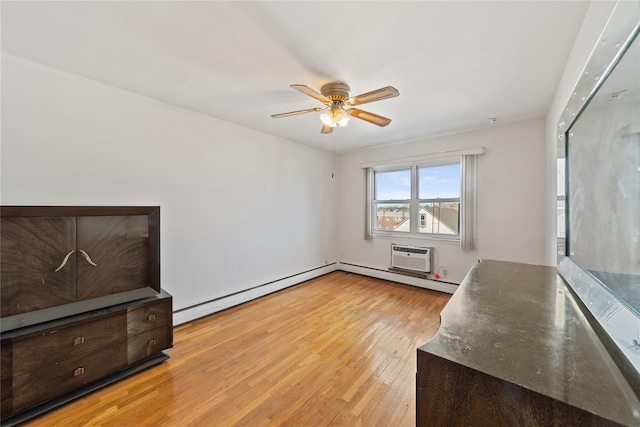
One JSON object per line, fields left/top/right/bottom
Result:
{"left": 416, "top": 260, "right": 640, "bottom": 426}
{"left": 0, "top": 207, "right": 173, "bottom": 426}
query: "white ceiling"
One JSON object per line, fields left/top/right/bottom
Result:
{"left": 1, "top": 1, "right": 590, "bottom": 153}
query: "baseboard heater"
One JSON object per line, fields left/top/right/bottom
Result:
{"left": 391, "top": 244, "right": 432, "bottom": 274}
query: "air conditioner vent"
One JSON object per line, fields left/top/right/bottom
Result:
{"left": 391, "top": 244, "right": 431, "bottom": 273}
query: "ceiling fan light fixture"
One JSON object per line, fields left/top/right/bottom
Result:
{"left": 320, "top": 106, "right": 350, "bottom": 128}
{"left": 320, "top": 112, "right": 336, "bottom": 128}
{"left": 272, "top": 82, "right": 398, "bottom": 134}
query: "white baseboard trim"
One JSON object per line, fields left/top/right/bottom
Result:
{"left": 173, "top": 261, "right": 456, "bottom": 326}
{"left": 338, "top": 262, "right": 458, "bottom": 294}
{"left": 172, "top": 263, "right": 339, "bottom": 326}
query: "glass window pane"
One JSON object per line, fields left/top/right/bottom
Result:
{"left": 375, "top": 203, "right": 410, "bottom": 232}
{"left": 418, "top": 202, "right": 459, "bottom": 234}
{"left": 375, "top": 170, "right": 411, "bottom": 200}
{"left": 419, "top": 163, "right": 460, "bottom": 199}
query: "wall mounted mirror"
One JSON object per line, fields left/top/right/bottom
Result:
{"left": 558, "top": 2, "right": 639, "bottom": 379}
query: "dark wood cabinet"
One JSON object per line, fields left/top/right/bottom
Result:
{"left": 1, "top": 207, "right": 161, "bottom": 333}
{"left": 1, "top": 215, "right": 151, "bottom": 317}
{"left": 1, "top": 217, "right": 77, "bottom": 315}
{"left": 0, "top": 207, "right": 172, "bottom": 426}
{"left": 126, "top": 298, "right": 173, "bottom": 365}
{"left": 1, "top": 293, "right": 172, "bottom": 423}
{"left": 75, "top": 215, "right": 150, "bottom": 300}
{"left": 11, "top": 312, "right": 127, "bottom": 377}
{"left": 416, "top": 260, "right": 640, "bottom": 426}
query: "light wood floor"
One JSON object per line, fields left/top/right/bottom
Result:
{"left": 23, "top": 271, "right": 450, "bottom": 426}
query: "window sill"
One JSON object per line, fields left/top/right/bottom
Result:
{"left": 371, "top": 232, "right": 460, "bottom": 245}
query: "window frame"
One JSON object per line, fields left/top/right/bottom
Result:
{"left": 371, "top": 158, "right": 461, "bottom": 241}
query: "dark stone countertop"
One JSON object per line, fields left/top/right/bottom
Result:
{"left": 419, "top": 259, "right": 640, "bottom": 426}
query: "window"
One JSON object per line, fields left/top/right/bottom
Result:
{"left": 362, "top": 147, "right": 482, "bottom": 251}
{"left": 372, "top": 160, "right": 460, "bottom": 237}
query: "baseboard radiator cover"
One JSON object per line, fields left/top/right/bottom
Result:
{"left": 172, "top": 263, "right": 339, "bottom": 326}
{"left": 338, "top": 262, "right": 457, "bottom": 294}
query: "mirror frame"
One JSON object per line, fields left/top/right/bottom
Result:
{"left": 557, "top": 2, "right": 640, "bottom": 380}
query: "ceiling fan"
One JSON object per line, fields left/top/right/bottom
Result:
{"left": 271, "top": 82, "right": 399, "bottom": 134}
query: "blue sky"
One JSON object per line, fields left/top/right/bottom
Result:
{"left": 376, "top": 164, "right": 461, "bottom": 200}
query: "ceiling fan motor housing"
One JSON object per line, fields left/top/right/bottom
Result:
{"left": 321, "top": 82, "right": 350, "bottom": 103}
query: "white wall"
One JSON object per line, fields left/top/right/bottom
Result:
{"left": 1, "top": 54, "right": 338, "bottom": 322}
{"left": 337, "top": 118, "right": 548, "bottom": 285}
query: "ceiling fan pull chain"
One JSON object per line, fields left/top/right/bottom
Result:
{"left": 332, "top": 132, "right": 336, "bottom": 178}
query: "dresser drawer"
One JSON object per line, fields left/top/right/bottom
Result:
{"left": 128, "top": 326, "right": 173, "bottom": 365}
{"left": 12, "top": 312, "right": 127, "bottom": 376}
{"left": 127, "top": 298, "right": 172, "bottom": 336}
{"left": 1, "top": 378, "right": 11, "bottom": 419}
{"left": 10, "top": 341, "right": 127, "bottom": 415}
{"left": 1, "top": 340, "right": 11, "bottom": 380}
{"left": 1, "top": 340, "right": 12, "bottom": 416}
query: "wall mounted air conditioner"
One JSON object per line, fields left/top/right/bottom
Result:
{"left": 391, "top": 244, "right": 431, "bottom": 273}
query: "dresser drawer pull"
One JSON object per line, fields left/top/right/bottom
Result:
{"left": 73, "top": 336, "right": 85, "bottom": 345}
{"left": 148, "top": 339, "right": 157, "bottom": 347}
{"left": 54, "top": 250, "right": 75, "bottom": 272}
{"left": 73, "top": 367, "right": 85, "bottom": 377}
{"left": 147, "top": 314, "right": 156, "bottom": 321}
{"left": 78, "top": 249, "right": 98, "bottom": 267}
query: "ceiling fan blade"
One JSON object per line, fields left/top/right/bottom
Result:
{"left": 321, "top": 124, "right": 334, "bottom": 134}
{"left": 348, "top": 86, "right": 399, "bottom": 106}
{"left": 291, "top": 84, "right": 331, "bottom": 104}
{"left": 347, "top": 108, "right": 392, "bottom": 127}
{"left": 271, "top": 107, "right": 324, "bottom": 118}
